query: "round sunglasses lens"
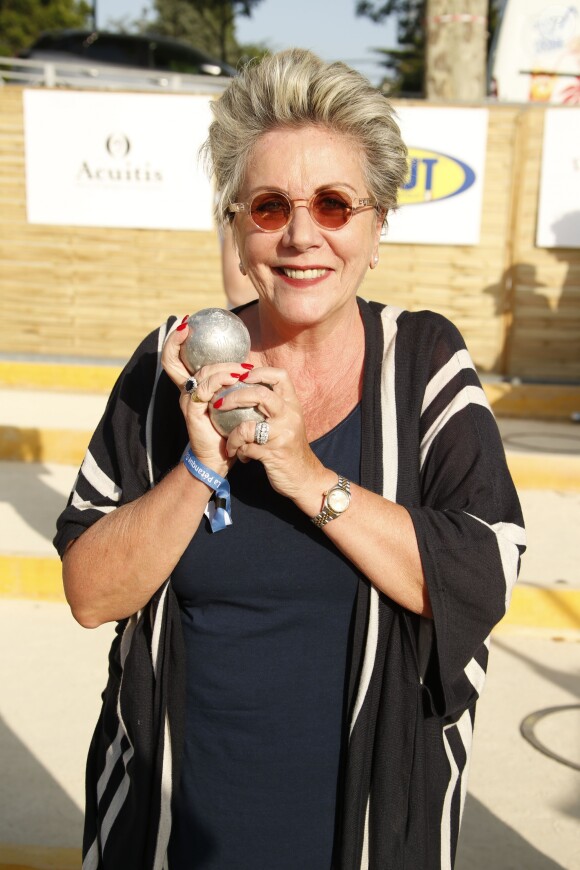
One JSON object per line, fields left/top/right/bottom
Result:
{"left": 251, "top": 192, "right": 291, "bottom": 230}
{"left": 312, "top": 191, "right": 352, "bottom": 228}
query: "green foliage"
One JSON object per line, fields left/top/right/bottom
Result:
{"left": 356, "top": 0, "right": 426, "bottom": 95}
{"left": 146, "top": 0, "right": 232, "bottom": 60}
{"left": 231, "top": 39, "right": 270, "bottom": 67}
{"left": 0, "top": 0, "right": 92, "bottom": 57}
{"left": 147, "top": 0, "right": 264, "bottom": 64}
{"left": 373, "top": 45, "right": 424, "bottom": 96}
{"left": 356, "top": 0, "right": 424, "bottom": 35}
{"left": 0, "top": 0, "right": 267, "bottom": 64}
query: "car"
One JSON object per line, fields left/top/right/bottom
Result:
{"left": 17, "top": 29, "right": 237, "bottom": 80}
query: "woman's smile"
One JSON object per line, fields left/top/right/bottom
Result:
{"left": 276, "top": 266, "right": 330, "bottom": 282}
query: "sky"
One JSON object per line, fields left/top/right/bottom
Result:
{"left": 96, "top": 0, "right": 397, "bottom": 86}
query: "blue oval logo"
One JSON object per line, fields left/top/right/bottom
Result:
{"left": 399, "top": 148, "right": 476, "bottom": 206}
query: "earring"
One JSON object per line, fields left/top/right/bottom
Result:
{"left": 239, "top": 262, "right": 247, "bottom": 276}
{"left": 371, "top": 254, "right": 379, "bottom": 268}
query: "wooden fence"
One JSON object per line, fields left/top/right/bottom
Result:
{"left": 1, "top": 86, "right": 578, "bottom": 380}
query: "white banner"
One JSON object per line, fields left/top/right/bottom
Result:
{"left": 536, "top": 108, "right": 580, "bottom": 248}
{"left": 384, "top": 107, "right": 489, "bottom": 246}
{"left": 23, "top": 90, "right": 215, "bottom": 230}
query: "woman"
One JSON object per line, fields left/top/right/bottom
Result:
{"left": 55, "top": 49, "right": 525, "bottom": 870}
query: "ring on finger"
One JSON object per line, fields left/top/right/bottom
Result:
{"left": 254, "top": 420, "right": 270, "bottom": 445}
{"left": 184, "top": 376, "right": 205, "bottom": 403}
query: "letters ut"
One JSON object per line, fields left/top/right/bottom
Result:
{"left": 404, "top": 158, "right": 438, "bottom": 193}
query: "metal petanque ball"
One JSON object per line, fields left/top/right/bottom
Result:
{"left": 180, "top": 307, "right": 264, "bottom": 436}
{"left": 209, "top": 382, "right": 266, "bottom": 437}
{"left": 180, "top": 307, "right": 251, "bottom": 373}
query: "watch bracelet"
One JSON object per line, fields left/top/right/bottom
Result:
{"left": 311, "top": 476, "right": 350, "bottom": 527}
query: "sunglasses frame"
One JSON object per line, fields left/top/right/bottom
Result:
{"left": 228, "top": 188, "right": 377, "bottom": 232}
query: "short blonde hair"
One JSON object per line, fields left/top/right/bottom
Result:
{"left": 202, "top": 48, "right": 408, "bottom": 227}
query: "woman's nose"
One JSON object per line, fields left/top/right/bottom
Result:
{"left": 282, "top": 202, "right": 322, "bottom": 249}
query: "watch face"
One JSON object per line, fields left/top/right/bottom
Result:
{"left": 327, "top": 487, "right": 350, "bottom": 513}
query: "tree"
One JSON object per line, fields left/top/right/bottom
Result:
{"left": 149, "top": 0, "right": 264, "bottom": 65}
{"left": 426, "top": 0, "right": 489, "bottom": 100}
{"left": 0, "top": 0, "right": 91, "bottom": 57}
{"left": 356, "top": 0, "right": 502, "bottom": 97}
{"left": 356, "top": 0, "right": 425, "bottom": 95}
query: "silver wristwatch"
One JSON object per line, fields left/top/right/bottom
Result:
{"left": 311, "top": 476, "right": 351, "bottom": 528}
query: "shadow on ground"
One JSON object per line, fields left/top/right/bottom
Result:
{"left": 0, "top": 708, "right": 570, "bottom": 867}
{"left": 0, "top": 714, "right": 83, "bottom": 848}
{"left": 0, "top": 459, "right": 71, "bottom": 545}
{"left": 457, "top": 793, "right": 565, "bottom": 869}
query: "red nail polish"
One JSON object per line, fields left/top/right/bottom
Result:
{"left": 181, "top": 314, "right": 189, "bottom": 323}
{"left": 239, "top": 372, "right": 249, "bottom": 381}
{"left": 241, "top": 363, "right": 254, "bottom": 370}
{"left": 176, "top": 322, "right": 187, "bottom": 331}
{"left": 213, "top": 398, "right": 224, "bottom": 409}
{"left": 231, "top": 372, "right": 241, "bottom": 378}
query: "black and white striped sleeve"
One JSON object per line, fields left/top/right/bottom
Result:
{"left": 407, "top": 315, "right": 526, "bottom": 717}
{"left": 53, "top": 322, "right": 175, "bottom": 559}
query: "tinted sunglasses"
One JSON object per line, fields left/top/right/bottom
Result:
{"left": 228, "top": 188, "right": 377, "bottom": 232}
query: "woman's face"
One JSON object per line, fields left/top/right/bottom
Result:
{"left": 232, "top": 125, "right": 383, "bottom": 330}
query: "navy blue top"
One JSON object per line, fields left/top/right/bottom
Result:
{"left": 168, "top": 404, "right": 361, "bottom": 870}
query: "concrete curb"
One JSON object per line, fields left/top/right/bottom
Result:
{"left": 506, "top": 452, "right": 580, "bottom": 491}
{"left": 1, "top": 360, "right": 580, "bottom": 419}
{"left": 0, "top": 556, "right": 66, "bottom": 603}
{"left": 483, "top": 381, "right": 580, "bottom": 421}
{"left": 2, "top": 425, "right": 579, "bottom": 491}
{"left": 0, "top": 427, "right": 90, "bottom": 466}
{"left": 1, "top": 556, "right": 578, "bottom": 634}
{"left": 0, "top": 361, "right": 118, "bottom": 394}
{"left": 0, "top": 844, "right": 80, "bottom": 870}
{"left": 498, "top": 585, "right": 580, "bottom": 633}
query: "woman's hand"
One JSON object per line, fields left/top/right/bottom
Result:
{"left": 222, "top": 364, "right": 429, "bottom": 616}
{"left": 221, "top": 366, "right": 325, "bottom": 502}
{"left": 161, "top": 318, "right": 253, "bottom": 475}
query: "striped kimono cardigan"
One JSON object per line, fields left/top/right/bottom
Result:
{"left": 54, "top": 297, "right": 525, "bottom": 870}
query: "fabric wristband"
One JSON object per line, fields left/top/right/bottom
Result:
{"left": 182, "top": 447, "right": 232, "bottom": 532}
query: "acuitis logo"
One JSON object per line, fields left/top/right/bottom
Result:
{"left": 399, "top": 148, "right": 476, "bottom": 206}
{"left": 76, "top": 132, "right": 163, "bottom": 185}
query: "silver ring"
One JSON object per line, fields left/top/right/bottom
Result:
{"left": 254, "top": 421, "right": 270, "bottom": 445}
